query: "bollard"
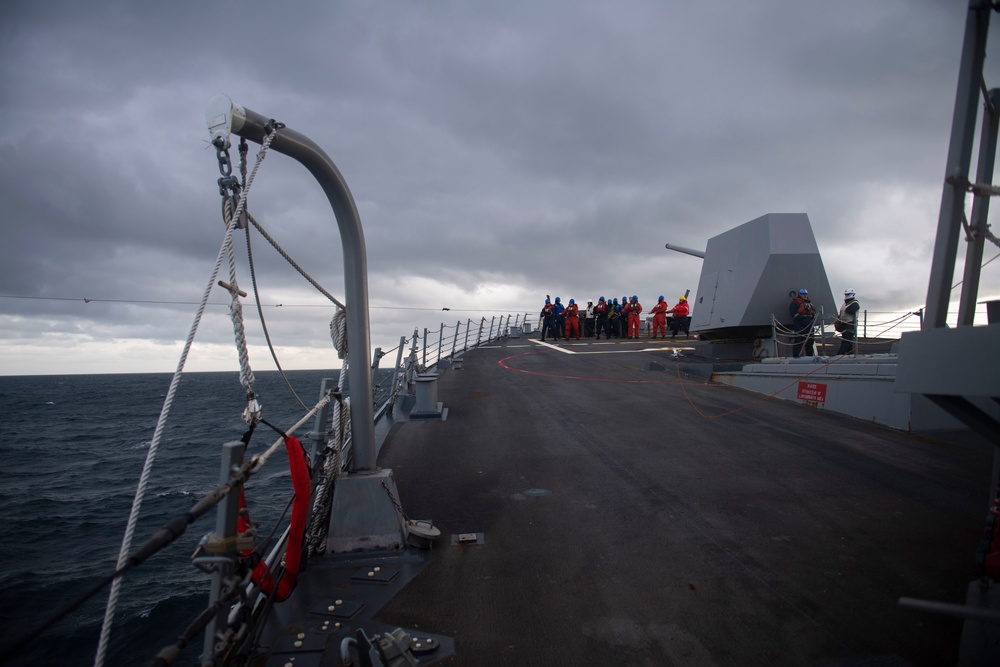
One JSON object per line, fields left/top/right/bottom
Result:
{"left": 409, "top": 373, "right": 447, "bottom": 420}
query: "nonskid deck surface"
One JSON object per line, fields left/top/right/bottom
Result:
{"left": 371, "top": 335, "right": 990, "bottom": 666}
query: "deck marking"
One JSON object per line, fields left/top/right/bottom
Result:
{"left": 498, "top": 352, "right": 694, "bottom": 385}
{"left": 527, "top": 338, "right": 697, "bottom": 356}
{"left": 530, "top": 339, "right": 577, "bottom": 354}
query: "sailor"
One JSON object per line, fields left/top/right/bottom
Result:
{"left": 564, "top": 298, "right": 581, "bottom": 340}
{"left": 626, "top": 295, "right": 643, "bottom": 338}
{"left": 619, "top": 297, "right": 628, "bottom": 338}
{"left": 553, "top": 297, "right": 566, "bottom": 340}
{"left": 649, "top": 296, "right": 668, "bottom": 338}
{"left": 617, "top": 296, "right": 629, "bottom": 338}
{"left": 609, "top": 298, "right": 621, "bottom": 338}
{"left": 788, "top": 288, "right": 816, "bottom": 357}
{"left": 540, "top": 298, "right": 557, "bottom": 342}
{"left": 594, "top": 296, "right": 611, "bottom": 339}
{"left": 667, "top": 296, "right": 690, "bottom": 338}
{"left": 835, "top": 289, "right": 860, "bottom": 356}
{"left": 584, "top": 300, "right": 595, "bottom": 337}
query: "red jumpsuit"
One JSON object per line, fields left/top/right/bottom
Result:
{"left": 649, "top": 300, "right": 668, "bottom": 337}
{"left": 667, "top": 300, "right": 690, "bottom": 337}
{"left": 626, "top": 300, "right": 643, "bottom": 338}
{"left": 564, "top": 303, "right": 581, "bottom": 339}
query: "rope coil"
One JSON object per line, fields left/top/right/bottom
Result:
{"left": 330, "top": 307, "right": 348, "bottom": 359}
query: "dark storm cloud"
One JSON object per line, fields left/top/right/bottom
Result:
{"left": 1, "top": 0, "right": 998, "bottom": 373}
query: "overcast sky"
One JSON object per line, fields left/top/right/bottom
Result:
{"left": 2, "top": 0, "right": 999, "bottom": 375}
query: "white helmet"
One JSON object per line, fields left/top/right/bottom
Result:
{"left": 844, "top": 289, "right": 856, "bottom": 299}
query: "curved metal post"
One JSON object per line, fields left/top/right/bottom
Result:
{"left": 207, "top": 96, "right": 376, "bottom": 471}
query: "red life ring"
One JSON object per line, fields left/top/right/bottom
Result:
{"left": 238, "top": 436, "right": 309, "bottom": 601}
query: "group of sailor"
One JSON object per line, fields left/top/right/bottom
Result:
{"left": 539, "top": 295, "right": 691, "bottom": 341}
{"left": 788, "top": 287, "right": 861, "bottom": 357}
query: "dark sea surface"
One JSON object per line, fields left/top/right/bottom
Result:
{"left": 0, "top": 369, "right": 357, "bottom": 666}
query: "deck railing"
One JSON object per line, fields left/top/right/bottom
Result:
{"left": 370, "top": 313, "right": 531, "bottom": 417}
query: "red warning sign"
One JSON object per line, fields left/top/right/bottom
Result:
{"left": 797, "top": 381, "right": 827, "bottom": 403}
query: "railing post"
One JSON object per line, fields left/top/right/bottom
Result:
{"left": 422, "top": 327, "right": 428, "bottom": 368}
{"left": 308, "top": 378, "right": 336, "bottom": 462}
{"left": 451, "top": 320, "right": 460, "bottom": 357}
{"left": 477, "top": 317, "right": 485, "bottom": 346}
{"left": 817, "top": 306, "right": 826, "bottom": 356}
{"left": 371, "top": 347, "right": 383, "bottom": 407}
{"left": 201, "top": 441, "right": 244, "bottom": 665}
{"left": 389, "top": 336, "right": 406, "bottom": 408}
{"left": 771, "top": 316, "right": 777, "bottom": 358}
{"left": 490, "top": 316, "right": 497, "bottom": 341}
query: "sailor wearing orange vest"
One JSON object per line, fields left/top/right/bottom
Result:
{"left": 626, "top": 295, "right": 643, "bottom": 338}
{"left": 667, "top": 296, "right": 690, "bottom": 338}
{"left": 564, "top": 299, "right": 581, "bottom": 339}
{"left": 649, "top": 296, "right": 668, "bottom": 338}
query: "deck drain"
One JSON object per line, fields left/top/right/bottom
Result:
{"left": 523, "top": 488, "right": 551, "bottom": 497}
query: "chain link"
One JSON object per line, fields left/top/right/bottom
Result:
{"left": 381, "top": 480, "right": 410, "bottom": 522}
{"left": 216, "top": 141, "right": 240, "bottom": 198}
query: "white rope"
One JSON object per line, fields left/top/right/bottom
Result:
{"left": 225, "top": 236, "right": 256, "bottom": 396}
{"left": 970, "top": 181, "right": 1000, "bottom": 196}
{"left": 247, "top": 392, "right": 333, "bottom": 474}
{"left": 305, "top": 332, "right": 352, "bottom": 556}
{"left": 246, "top": 210, "right": 345, "bottom": 309}
{"left": 94, "top": 131, "right": 274, "bottom": 667}
{"left": 304, "top": 397, "right": 350, "bottom": 556}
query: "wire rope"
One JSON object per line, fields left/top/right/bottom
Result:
{"left": 93, "top": 130, "right": 275, "bottom": 667}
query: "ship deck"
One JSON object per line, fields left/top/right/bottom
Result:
{"left": 268, "top": 335, "right": 993, "bottom": 666}
{"left": 375, "top": 336, "right": 991, "bottom": 666}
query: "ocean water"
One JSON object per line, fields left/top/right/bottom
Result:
{"left": 0, "top": 369, "right": 367, "bottom": 666}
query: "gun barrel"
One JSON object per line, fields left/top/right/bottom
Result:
{"left": 664, "top": 243, "right": 706, "bottom": 259}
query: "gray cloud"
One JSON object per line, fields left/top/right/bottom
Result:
{"left": 1, "top": 0, "right": 998, "bottom": 373}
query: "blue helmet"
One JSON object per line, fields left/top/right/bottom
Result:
{"left": 631, "top": 295, "right": 637, "bottom": 301}
{"left": 613, "top": 298, "right": 618, "bottom": 303}
{"left": 569, "top": 298, "right": 575, "bottom": 304}
{"left": 545, "top": 298, "right": 550, "bottom": 304}
{"left": 599, "top": 296, "right": 605, "bottom": 301}
{"left": 555, "top": 297, "right": 561, "bottom": 303}
{"left": 799, "top": 288, "right": 808, "bottom": 294}
{"left": 658, "top": 295, "right": 665, "bottom": 301}
{"left": 622, "top": 296, "right": 628, "bottom": 301}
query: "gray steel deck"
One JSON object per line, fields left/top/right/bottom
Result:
{"left": 370, "top": 336, "right": 991, "bottom": 666}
